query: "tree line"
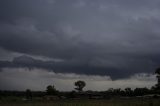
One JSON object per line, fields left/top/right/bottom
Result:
{"left": 0, "top": 68, "right": 160, "bottom": 100}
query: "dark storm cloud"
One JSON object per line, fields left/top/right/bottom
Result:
{"left": 0, "top": 55, "right": 128, "bottom": 79}
{"left": 0, "top": 0, "right": 160, "bottom": 79}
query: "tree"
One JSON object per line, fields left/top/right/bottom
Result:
{"left": 125, "top": 88, "right": 133, "bottom": 96}
{"left": 155, "top": 68, "right": 160, "bottom": 89}
{"left": 113, "top": 88, "right": 121, "bottom": 95}
{"left": 155, "top": 68, "right": 160, "bottom": 75}
{"left": 25, "top": 89, "right": 32, "bottom": 100}
{"left": 134, "top": 88, "right": 149, "bottom": 96}
{"left": 74, "top": 80, "right": 86, "bottom": 92}
{"left": 46, "top": 85, "right": 57, "bottom": 95}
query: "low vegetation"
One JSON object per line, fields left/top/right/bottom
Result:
{"left": 0, "top": 98, "right": 160, "bottom": 106}
{"left": 1, "top": 68, "right": 160, "bottom": 106}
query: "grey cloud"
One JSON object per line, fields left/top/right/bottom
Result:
{"left": 0, "top": 55, "right": 129, "bottom": 79}
{"left": 0, "top": 0, "right": 160, "bottom": 80}
{"left": 0, "top": 68, "right": 156, "bottom": 91}
{"left": 0, "top": 55, "right": 158, "bottom": 79}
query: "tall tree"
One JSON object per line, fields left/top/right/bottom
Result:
{"left": 46, "top": 85, "right": 57, "bottom": 95}
{"left": 25, "top": 89, "right": 32, "bottom": 100}
{"left": 74, "top": 80, "right": 86, "bottom": 92}
{"left": 155, "top": 68, "right": 160, "bottom": 75}
{"left": 125, "top": 88, "right": 133, "bottom": 96}
{"left": 155, "top": 68, "right": 160, "bottom": 89}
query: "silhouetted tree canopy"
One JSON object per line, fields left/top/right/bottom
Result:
{"left": 46, "top": 85, "right": 57, "bottom": 95}
{"left": 74, "top": 80, "right": 86, "bottom": 92}
{"left": 155, "top": 68, "right": 160, "bottom": 75}
{"left": 25, "top": 89, "right": 32, "bottom": 100}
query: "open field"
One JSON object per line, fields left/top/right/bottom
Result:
{"left": 0, "top": 98, "right": 160, "bottom": 106}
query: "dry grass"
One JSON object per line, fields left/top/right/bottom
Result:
{"left": 0, "top": 98, "right": 160, "bottom": 106}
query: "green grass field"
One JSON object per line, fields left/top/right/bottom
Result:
{"left": 0, "top": 98, "right": 160, "bottom": 106}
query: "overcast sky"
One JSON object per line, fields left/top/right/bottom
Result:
{"left": 0, "top": 0, "right": 160, "bottom": 91}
